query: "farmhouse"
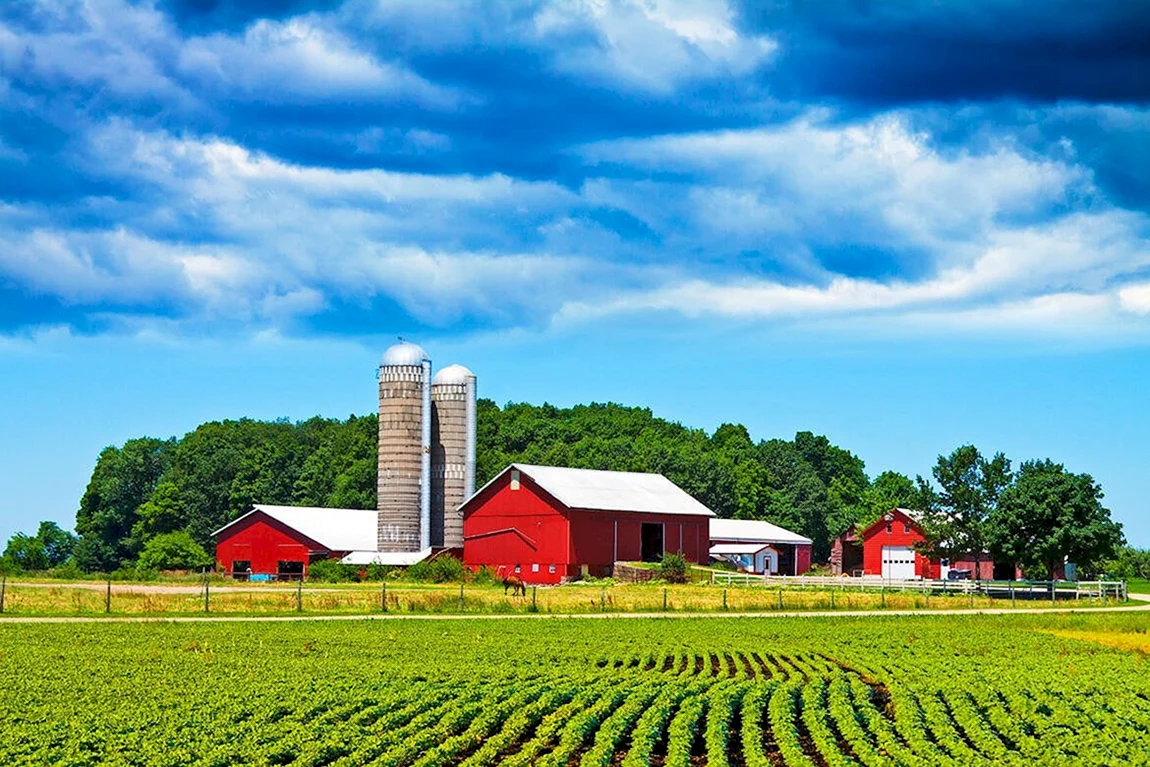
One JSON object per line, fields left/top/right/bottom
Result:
{"left": 461, "top": 464, "right": 715, "bottom": 584}
{"left": 708, "top": 518, "right": 812, "bottom": 575}
{"left": 833, "top": 508, "right": 1019, "bottom": 580}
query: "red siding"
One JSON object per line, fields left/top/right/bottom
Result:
{"left": 462, "top": 473, "right": 572, "bottom": 584}
{"left": 795, "top": 544, "right": 812, "bottom": 575}
{"left": 215, "top": 512, "right": 328, "bottom": 576}
{"left": 860, "top": 509, "right": 928, "bottom": 577}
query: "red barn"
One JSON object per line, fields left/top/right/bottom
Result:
{"left": 462, "top": 464, "right": 715, "bottom": 584}
{"left": 213, "top": 504, "right": 377, "bottom": 579}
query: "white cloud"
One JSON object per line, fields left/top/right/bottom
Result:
{"left": 1119, "top": 283, "right": 1150, "bottom": 314}
{"left": 179, "top": 17, "right": 457, "bottom": 106}
{"left": 533, "top": 0, "right": 777, "bottom": 92}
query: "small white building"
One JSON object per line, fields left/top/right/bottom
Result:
{"left": 709, "top": 518, "right": 813, "bottom": 575}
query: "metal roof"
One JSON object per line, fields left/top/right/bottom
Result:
{"left": 710, "top": 542, "right": 777, "bottom": 556}
{"left": 432, "top": 363, "right": 476, "bottom": 385}
{"left": 470, "top": 463, "right": 716, "bottom": 517}
{"left": 380, "top": 341, "right": 430, "bottom": 367}
{"left": 709, "top": 518, "right": 812, "bottom": 545}
{"left": 341, "top": 549, "right": 432, "bottom": 566}
{"left": 212, "top": 504, "right": 377, "bottom": 552}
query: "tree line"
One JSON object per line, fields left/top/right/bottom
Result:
{"left": 0, "top": 400, "right": 1133, "bottom": 577}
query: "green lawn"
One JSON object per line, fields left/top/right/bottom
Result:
{"left": 1126, "top": 577, "right": 1150, "bottom": 594}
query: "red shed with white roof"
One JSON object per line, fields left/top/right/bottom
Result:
{"left": 709, "top": 518, "right": 812, "bottom": 575}
{"left": 213, "top": 504, "right": 379, "bottom": 579}
{"left": 461, "top": 464, "right": 715, "bottom": 584}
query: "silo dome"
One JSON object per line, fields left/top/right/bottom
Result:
{"left": 432, "top": 364, "right": 476, "bottom": 385}
{"left": 381, "top": 341, "right": 430, "bottom": 367}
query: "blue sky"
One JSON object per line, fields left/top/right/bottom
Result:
{"left": 1, "top": 0, "right": 1148, "bottom": 547}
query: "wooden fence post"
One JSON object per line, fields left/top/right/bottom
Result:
{"left": 880, "top": 585, "right": 885, "bottom": 608}
{"left": 459, "top": 583, "right": 465, "bottom": 611}
{"left": 296, "top": 578, "right": 302, "bottom": 612}
{"left": 600, "top": 586, "right": 606, "bottom": 612}
{"left": 203, "top": 577, "right": 209, "bottom": 613}
{"left": 968, "top": 588, "right": 974, "bottom": 609}
{"left": 532, "top": 586, "right": 537, "bottom": 611}
{"left": 106, "top": 577, "right": 112, "bottom": 614}
{"left": 723, "top": 589, "right": 727, "bottom": 611}
{"left": 830, "top": 590, "right": 835, "bottom": 610}
{"left": 0, "top": 573, "right": 6, "bottom": 614}
{"left": 381, "top": 581, "right": 387, "bottom": 612}
{"left": 777, "top": 587, "right": 783, "bottom": 610}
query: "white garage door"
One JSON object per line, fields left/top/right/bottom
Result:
{"left": 882, "top": 546, "right": 916, "bottom": 579}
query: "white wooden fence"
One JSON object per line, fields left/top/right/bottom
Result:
{"left": 709, "top": 571, "right": 1127, "bottom": 601}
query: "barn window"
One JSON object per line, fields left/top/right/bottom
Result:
{"left": 532, "top": 563, "right": 540, "bottom": 573}
{"left": 514, "top": 564, "right": 521, "bottom": 574}
{"left": 903, "top": 523, "right": 910, "bottom": 534}
{"left": 886, "top": 523, "right": 892, "bottom": 534}
{"left": 511, "top": 469, "right": 521, "bottom": 491}
{"left": 232, "top": 560, "right": 251, "bottom": 580}
{"left": 548, "top": 564, "right": 556, "bottom": 574}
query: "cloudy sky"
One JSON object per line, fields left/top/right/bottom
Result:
{"left": 1, "top": 0, "right": 1148, "bottom": 546}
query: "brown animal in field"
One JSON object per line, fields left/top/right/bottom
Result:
{"left": 503, "top": 575, "right": 527, "bottom": 597}
{"left": 498, "top": 566, "right": 527, "bottom": 596}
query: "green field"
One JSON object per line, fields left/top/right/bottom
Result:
{"left": 2, "top": 613, "right": 1149, "bottom": 765}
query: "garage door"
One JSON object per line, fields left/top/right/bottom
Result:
{"left": 882, "top": 546, "right": 916, "bottom": 579}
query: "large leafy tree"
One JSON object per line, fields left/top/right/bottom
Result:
{"left": 918, "top": 445, "right": 1011, "bottom": 579}
{"left": 859, "top": 471, "right": 924, "bottom": 529}
{"left": 2, "top": 521, "right": 76, "bottom": 572}
{"left": 990, "top": 460, "right": 1124, "bottom": 579}
{"left": 74, "top": 438, "right": 174, "bottom": 570}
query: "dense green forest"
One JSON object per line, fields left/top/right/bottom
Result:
{"left": 2, "top": 400, "right": 1129, "bottom": 575}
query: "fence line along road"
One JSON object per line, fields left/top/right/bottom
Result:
{"left": 1, "top": 595, "right": 1148, "bottom": 624}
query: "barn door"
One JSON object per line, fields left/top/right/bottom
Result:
{"left": 640, "top": 523, "right": 664, "bottom": 563}
{"left": 882, "top": 546, "right": 915, "bottom": 579}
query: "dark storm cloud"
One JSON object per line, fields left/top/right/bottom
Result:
{"left": 162, "top": 0, "right": 346, "bottom": 32}
{"left": 740, "top": 0, "right": 1150, "bottom": 106}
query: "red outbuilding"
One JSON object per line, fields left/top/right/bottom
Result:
{"left": 213, "top": 504, "right": 377, "bottom": 579}
{"left": 847, "top": 508, "right": 1020, "bottom": 580}
{"left": 462, "top": 464, "right": 715, "bottom": 584}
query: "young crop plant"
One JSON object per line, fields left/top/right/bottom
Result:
{"left": 663, "top": 692, "right": 708, "bottom": 767}
{"left": 577, "top": 681, "right": 662, "bottom": 767}
{"left": 704, "top": 680, "right": 747, "bottom": 767}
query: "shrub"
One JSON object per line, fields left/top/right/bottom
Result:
{"left": 406, "top": 555, "right": 465, "bottom": 583}
{"left": 306, "top": 559, "right": 359, "bottom": 583}
{"left": 469, "top": 566, "right": 499, "bottom": 585}
{"left": 46, "top": 560, "right": 85, "bottom": 580}
{"left": 659, "top": 552, "right": 688, "bottom": 584}
{"left": 136, "top": 532, "right": 212, "bottom": 572}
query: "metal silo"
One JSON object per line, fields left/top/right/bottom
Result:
{"left": 431, "top": 364, "right": 476, "bottom": 549}
{"left": 377, "top": 341, "right": 432, "bottom": 552}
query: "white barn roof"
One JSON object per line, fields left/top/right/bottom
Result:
{"left": 469, "top": 464, "right": 715, "bottom": 517}
{"left": 341, "top": 549, "right": 432, "bottom": 566}
{"left": 212, "top": 504, "right": 377, "bottom": 552}
{"left": 709, "top": 518, "right": 812, "bottom": 545}
{"left": 710, "top": 542, "right": 777, "bottom": 556}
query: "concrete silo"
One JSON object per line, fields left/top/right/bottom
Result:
{"left": 377, "top": 341, "right": 432, "bottom": 552}
{"left": 430, "top": 364, "right": 476, "bottom": 549}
